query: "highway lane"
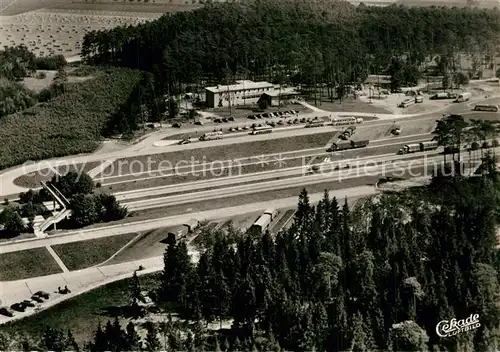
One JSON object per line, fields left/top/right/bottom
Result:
{"left": 0, "top": 186, "right": 378, "bottom": 254}
{"left": 115, "top": 145, "right": 442, "bottom": 202}
{"left": 104, "top": 133, "right": 434, "bottom": 187}
{"left": 121, "top": 150, "right": 488, "bottom": 212}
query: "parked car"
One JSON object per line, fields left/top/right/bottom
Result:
{"left": 243, "top": 125, "right": 250, "bottom": 130}
{"left": 194, "top": 121, "right": 204, "bottom": 125}
{"left": 11, "top": 303, "right": 25, "bottom": 312}
{"left": 22, "top": 300, "right": 35, "bottom": 307}
{"left": 293, "top": 118, "right": 299, "bottom": 124}
{"left": 300, "top": 118, "right": 306, "bottom": 123}
{"left": 222, "top": 118, "right": 228, "bottom": 123}
{"left": 213, "top": 118, "right": 221, "bottom": 123}
{"left": 172, "top": 122, "right": 182, "bottom": 128}
{"left": 178, "top": 139, "right": 191, "bottom": 145}
{"left": 262, "top": 113, "right": 269, "bottom": 118}
{"left": 0, "top": 307, "right": 13, "bottom": 317}
{"left": 237, "top": 126, "right": 243, "bottom": 131}
{"left": 31, "top": 295, "right": 43, "bottom": 303}
{"left": 287, "top": 120, "right": 294, "bottom": 124}
{"left": 248, "top": 115, "right": 256, "bottom": 119}
{"left": 228, "top": 116, "right": 235, "bottom": 121}
{"left": 34, "top": 291, "right": 50, "bottom": 299}
{"left": 277, "top": 120, "right": 285, "bottom": 125}
{"left": 256, "top": 114, "right": 263, "bottom": 119}
{"left": 269, "top": 122, "right": 276, "bottom": 127}
{"left": 229, "top": 127, "right": 235, "bottom": 132}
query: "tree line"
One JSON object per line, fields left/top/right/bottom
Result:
{"left": 81, "top": 1, "right": 500, "bottom": 97}
{"left": 0, "top": 171, "right": 127, "bottom": 237}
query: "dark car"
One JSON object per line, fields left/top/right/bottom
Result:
{"left": 213, "top": 118, "right": 221, "bottom": 123}
{"left": 247, "top": 115, "right": 256, "bottom": 119}
{"left": 11, "top": 303, "right": 25, "bottom": 312}
{"left": 222, "top": 118, "right": 229, "bottom": 123}
{"left": 34, "top": 291, "right": 50, "bottom": 299}
{"left": 172, "top": 122, "right": 182, "bottom": 128}
{"left": 22, "top": 300, "right": 35, "bottom": 308}
{"left": 228, "top": 116, "right": 235, "bottom": 121}
{"left": 178, "top": 139, "right": 191, "bottom": 145}
{"left": 0, "top": 307, "right": 13, "bottom": 317}
{"left": 262, "top": 113, "right": 269, "bottom": 118}
{"left": 31, "top": 295, "right": 43, "bottom": 303}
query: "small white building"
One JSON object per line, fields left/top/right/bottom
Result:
{"left": 205, "top": 80, "right": 274, "bottom": 108}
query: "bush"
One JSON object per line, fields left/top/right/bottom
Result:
{"left": 35, "top": 55, "right": 67, "bottom": 70}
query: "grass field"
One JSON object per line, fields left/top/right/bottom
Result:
{"left": 0, "top": 247, "right": 62, "bottom": 281}
{"left": 13, "top": 161, "right": 102, "bottom": 189}
{"left": 52, "top": 232, "right": 139, "bottom": 271}
{"left": 312, "top": 97, "right": 392, "bottom": 115}
{"left": 102, "top": 132, "right": 335, "bottom": 177}
{"left": 105, "top": 228, "right": 176, "bottom": 265}
{"left": 0, "top": 272, "right": 160, "bottom": 346}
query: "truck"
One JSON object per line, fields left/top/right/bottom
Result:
{"left": 398, "top": 98, "right": 415, "bottom": 108}
{"left": 339, "top": 126, "right": 356, "bottom": 140}
{"left": 328, "top": 141, "right": 352, "bottom": 152}
{"left": 329, "top": 139, "right": 369, "bottom": 151}
{"left": 455, "top": 92, "right": 472, "bottom": 103}
{"left": 398, "top": 141, "right": 438, "bottom": 154}
{"left": 351, "top": 139, "right": 369, "bottom": 148}
{"left": 430, "top": 92, "right": 451, "bottom": 100}
{"left": 199, "top": 131, "right": 223, "bottom": 141}
{"left": 391, "top": 126, "right": 402, "bottom": 135}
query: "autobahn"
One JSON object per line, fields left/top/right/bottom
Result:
{"left": 120, "top": 149, "right": 490, "bottom": 212}
{"left": 101, "top": 133, "right": 435, "bottom": 187}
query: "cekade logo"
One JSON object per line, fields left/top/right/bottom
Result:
{"left": 436, "top": 314, "right": 481, "bottom": 337}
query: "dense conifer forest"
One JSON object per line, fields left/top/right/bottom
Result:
{"left": 82, "top": 0, "right": 500, "bottom": 94}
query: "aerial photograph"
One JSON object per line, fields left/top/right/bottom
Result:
{"left": 0, "top": 0, "right": 499, "bottom": 350}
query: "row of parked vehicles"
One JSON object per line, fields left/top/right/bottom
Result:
{"left": 213, "top": 116, "right": 235, "bottom": 123}
{"left": 0, "top": 290, "right": 50, "bottom": 317}
{"left": 247, "top": 110, "right": 299, "bottom": 119}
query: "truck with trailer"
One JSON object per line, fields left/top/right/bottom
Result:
{"left": 397, "top": 141, "right": 438, "bottom": 154}
{"left": 328, "top": 139, "right": 369, "bottom": 152}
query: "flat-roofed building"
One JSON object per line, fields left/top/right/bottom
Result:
{"left": 205, "top": 80, "right": 274, "bottom": 108}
